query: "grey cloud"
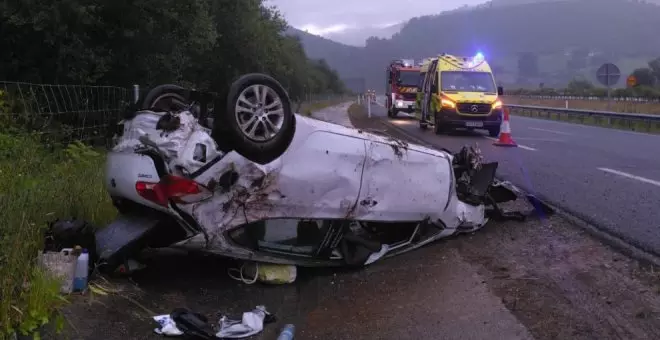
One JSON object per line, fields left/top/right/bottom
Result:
{"left": 267, "top": 0, "right": 486, "bottom": 29}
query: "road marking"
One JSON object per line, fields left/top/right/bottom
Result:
{"left": 484, "top": 137, "right": 537, "bottom": 151}
{"left": 529, "top": 127, "right": 573, "bottom": 135}
{"left": 597, "top": 167, "right": 660, "bottom": 187}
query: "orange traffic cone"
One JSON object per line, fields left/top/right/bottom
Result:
{"left": 493, "top": 107, "right": 517, "bottom": 147}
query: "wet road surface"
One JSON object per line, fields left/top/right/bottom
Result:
{"left": 371, "top": 99, "right": 660, "bottom": 256}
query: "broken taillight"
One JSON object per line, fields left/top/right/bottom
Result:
{"left": 135, "top": 175, "right": 212, "bottom": 206}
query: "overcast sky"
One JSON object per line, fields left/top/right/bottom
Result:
{"left": 265, "top": 0, "right": 486, "bottom": 35}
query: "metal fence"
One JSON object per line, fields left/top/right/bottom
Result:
{"left": 0, "top": 81, "right": 350, "bottom": 145}
{"left": 0, "top": 82, "right": 132, "bottom": 146}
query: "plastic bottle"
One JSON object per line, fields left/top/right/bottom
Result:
{"left": 73, "top": 248, "right": 89, "bottom": 292}
{"left": 277, "top": 324, "right": 295, "bottom": 340}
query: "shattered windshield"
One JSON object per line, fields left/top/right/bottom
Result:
{"left": 440, "top": 71, "right": 496, "bottom": 93}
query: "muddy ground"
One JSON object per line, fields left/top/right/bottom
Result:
{"left": 46, "top": 106, "right": 660, "bottom": 340}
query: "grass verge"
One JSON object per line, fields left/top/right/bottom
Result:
{"left": 298, "top": 98, "right": 349, "bottom": 116}
{"left": 505, "top": 96, "right": 660, "bottom": 115}
{"left": 0, "top": 133, "right": 116, "bottom": 339}
{"left": 509, "top": 108, "right": 660, "bottom": 134}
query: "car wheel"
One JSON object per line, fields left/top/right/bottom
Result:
{"left": 213, "top": 73, "right": 295, "bottom": 165}
{"left": 488, "top": 127, "right": 500, "bottom": 137}
{"left": 419, "top": 121, "right": 428, "bottom": 130}
{"left": 391, "top": 109, "right": 398, "bottom": 118}
{"left": 141, "top": 84, "right": 189, "bottom": 112}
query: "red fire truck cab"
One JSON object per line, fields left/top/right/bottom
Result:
{"left": 385, "top": 59, "right": 421, "bottom": 118}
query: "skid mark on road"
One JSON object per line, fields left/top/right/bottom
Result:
{"left": 528, "top": 127, "right": 574, "bottom": 136}
{"left": 598, "top": 167, "right": 660, "bottom": 188}
{"left": 484, "top": 137, "right": 537, "bottom": 151}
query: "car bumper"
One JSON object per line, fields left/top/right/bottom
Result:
{"left": 437, "top": 108, "right": 502, "bottom": 128}
{"left": 394, "top": 100, "right": 416, "bottom": 113}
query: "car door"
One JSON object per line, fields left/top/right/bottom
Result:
{"left": 356, "top": 132, "right": 454, "bottom": 222}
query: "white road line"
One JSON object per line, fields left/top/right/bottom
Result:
{"left": 529, "top": 127, "right": 573, "bottom": 136}
{"left": 598, "top": 167, "right": 660, "bottom": 187}
{"left": 484, "top": 136, "right": 537, "bottom": 151}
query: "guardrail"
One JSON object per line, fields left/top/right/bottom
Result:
{"left": 505, "top": 104, "right": 660, "bottom": 132}
{"left": 505, "top": 95, "right": 660, "bottom": 103}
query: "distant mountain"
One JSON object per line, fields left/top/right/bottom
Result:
{"left": 324, "top": 22, "right": 405, "bottom": 47}
{"left": 285, "top": 27, "right": 367, "bottom": 92}
{"left": 289, "top": 0, "right": 660, "bottom": 90}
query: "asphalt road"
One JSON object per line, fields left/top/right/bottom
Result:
{"left": 370, "top": 99, "right": 660, "bottom": 256}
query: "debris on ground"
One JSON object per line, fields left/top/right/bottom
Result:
{"left": 276, "top": 324, "right": 295, "bottom": 340}
{"left": 217, "top": 305, "right": 275, "bottom": 338}
{"left": 228, "top": 262, "right": 297, "bottom": 285}
{"left": 152, "top": 306, "right": 275, "bottom": 339}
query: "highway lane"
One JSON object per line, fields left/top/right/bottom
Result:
{"left": 369, "top": 99, "right": 660, "bottom": 255}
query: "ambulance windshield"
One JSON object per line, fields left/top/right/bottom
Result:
{"left": 440, "top": 71, "right": 496, "bottom": 93}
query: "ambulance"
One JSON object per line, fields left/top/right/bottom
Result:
{"left": 418, "top": 53, "right": 504, "bottom": 137}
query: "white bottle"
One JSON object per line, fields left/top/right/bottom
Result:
{"left": 73, "top": 248, "right": 89, "bottom": 292}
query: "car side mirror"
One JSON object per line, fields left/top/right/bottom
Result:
{"left": 431, "top": 84, "right": 437, "bottom": 93}
{"left": 497, "top": 86, "right": 504, "bottom": 96}
{"left": 396, "top": 78, "right": 402, "bottom": 85}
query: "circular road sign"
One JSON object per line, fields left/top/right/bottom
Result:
{"left": 596, "top": 63, "right": 621, "bottom": 87}
{"left": 626, "top": 75, "right": 637, "bottom": 88}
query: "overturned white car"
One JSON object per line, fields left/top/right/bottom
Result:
{"left": 96, "top": 73, "right": 529, "bottom": 271}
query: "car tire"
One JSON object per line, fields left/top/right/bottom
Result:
{"left": 213, "top": 73, "right": 295, "bottom": 165}
{"left": 488, "top": 127, "right": 500, "bottom": 137}
{"left": 141, "top": 84, "right": 188, "bottom": 112}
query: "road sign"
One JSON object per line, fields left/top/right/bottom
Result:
{"left": 596, "top": 63, "right": 621, "bottom": 87}
{"left": 626, "top": 75, "right": 637, "bottom": 88}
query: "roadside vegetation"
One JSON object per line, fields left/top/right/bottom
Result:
{"left": 0, "top": 0, "right": 350, "bottom": 338}
{"left": 505, "top": 56, "right": 660, "bottom": 114}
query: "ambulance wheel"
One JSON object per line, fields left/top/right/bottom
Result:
{"left": 213, "top": 73, "right": 296, "bottom": 165}
{"left": 434, "top": 120, "right": 446, "bottom": 135}
{"left": 488, "top": 127, "right": 500, "bottom": 137}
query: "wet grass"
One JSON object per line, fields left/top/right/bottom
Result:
{"left": 0, "top": 133, "right": 116, "bottom": 339}
{"left": 509, "top": 109, "right": 660, "bottom": 134}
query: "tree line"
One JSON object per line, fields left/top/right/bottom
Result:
{"left": 0, "top": 0, "right": 347, "bottom": 101}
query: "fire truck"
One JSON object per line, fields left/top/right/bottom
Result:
{"left": 385, "top": 59, "right": 421, "bottom": 118}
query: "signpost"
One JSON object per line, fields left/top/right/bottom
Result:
{"left": 596, "top": 63, "right": 621, "bottom": 110}
{"left": 626, "top": 75, "right": 637, "bottom": 88}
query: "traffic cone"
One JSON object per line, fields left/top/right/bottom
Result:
{"left": 493, "top": 107, "right": 517, "bottom": 147}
